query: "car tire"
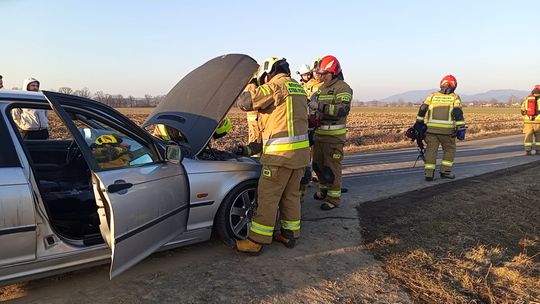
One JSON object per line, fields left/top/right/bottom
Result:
{"left": 214, "top": 180, "right": 258, "bottom": 246}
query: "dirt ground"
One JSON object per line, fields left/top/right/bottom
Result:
{"left": 360, "top": 161, "right": 540, "bottom": 303}
{"left": 0, "top": 188, "right": 411, "bottom": 304}
{"left": 1, "top": 144, "right": 538, "bottom": 303}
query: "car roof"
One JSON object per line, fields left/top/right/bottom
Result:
{"left": 0, "top": 90, "right": 46, "bottom": 103}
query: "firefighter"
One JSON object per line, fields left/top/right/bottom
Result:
{"left": 235, "top": 57, "right": 310, "bottom": 254}
{"left": 297, "top": 63, "right": 315, "bottom": 202}
{"left": 303, "top": 58, "right": 323, "bottom": 99}
{"left": 213, "top": 116, "right": 232, "bottom": 140}
{"left": 521, "top": 85, "right": 540, "bottom": 155}
{"left": 415, "top": 75, "right": 466, "bottom": 181}
{"left": 309, "top": 55, "right": 353, "bottom": 210}
{"left": 90, "top": 134, "right": 133, "bottom": 169}
{"left": 302, "top": 58, "right": 325, "bottom": 186}
{"left": 245, "top": 73, "right": 262, "bottom": 156}
{"left": 246, "top": 110, "right": 261, "bottom": 156}
{"left": 153, "top": 124, "right": 181, "bottom": 142}
{"left": 296, "top": 64, "right": 312, "bottom": 85}
{"left": 153, "top": 116, "right": 231, "bottom": 143}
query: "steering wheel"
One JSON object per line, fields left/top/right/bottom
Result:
{"left": 65, "top": 140, "right": 81, "bottom": 165}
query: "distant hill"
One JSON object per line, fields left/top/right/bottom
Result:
{"left": 381, "top": 89, "right": 437, "bottom": 103}
{"left": 382, "top": 89, "right": 529, "bottom": 103}
{"left": 462, "top": 90, "right": 529, "bottom": 102}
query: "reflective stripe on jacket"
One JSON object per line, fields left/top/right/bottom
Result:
{"left": 313, "top": 78, "right": 353, "bottom": 143}
{"left": 303, "top": 78, "right": 323, "bottom": 99}
{"left": 245, "top": 74, "right": 310, "bottom": 169}
{"left": 421, "top": 92, "right": 464, "bottom": 135}
{"left": 246, "top": 111, "right": 258, "bottom": 122}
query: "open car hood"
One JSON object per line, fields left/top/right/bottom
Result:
{"left": 143, "top": 54, "right": 258, "bottom": 157}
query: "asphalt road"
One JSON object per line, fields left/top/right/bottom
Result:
{"left": 303, "top": 133, "right": 536, "bottom": 221}
{"left": 342, "top": 134, "right": 535, "bottom": 202}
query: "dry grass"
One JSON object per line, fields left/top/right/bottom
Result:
{"left": 115, "top": 107, "right": 524, "bottom": 154}
{"left": 360, "top": 162, "right": 540, "bottom": 303}
{"left": 44, "top": 106, "right": 523, "bottom": 153}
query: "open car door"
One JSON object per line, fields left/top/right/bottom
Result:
{"left": 43, "top": 91, "right": 189, "bottom": 278}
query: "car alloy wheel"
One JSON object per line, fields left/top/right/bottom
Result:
{"left": 228, "top": 187, "right": 257, "bottom": 239}
{"left": 214, "top": 180, "right": 258, "bottom": 245}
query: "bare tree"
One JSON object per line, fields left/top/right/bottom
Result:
{"left": 74, "top": 87, "right": 91, "bottom": 98}
{"left": 58, "top": 87, "right": 73, "bottom": 94}
{"left": 144, "top": 94, "right": 153, "bottom": 107}
{"left": 94, "top": 91, "right": 106, "bottom": 102}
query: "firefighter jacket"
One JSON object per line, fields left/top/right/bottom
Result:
{"left": 303, "top": 78, "right": 323, "bottom": 99}
{"left": 240, "top": 73, "right": 310, "bottom": 169}
{"left": 520, "top": 94, "right": 540, "bottom": 123}
{"left": 416, "top": 92, "right": 465, "bottom": 135}
{"left": 313, "top": 78, "right": 353, "bottom": 144}
{"left": 246, "top": 111, "right": 259, "bottom": 124}
{"left": 246, "top": 110, "right": 261, "bottom": 142}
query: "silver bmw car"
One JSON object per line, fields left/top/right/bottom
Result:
{"left": 0, "top": 54, "right": 260, "bottom": 285}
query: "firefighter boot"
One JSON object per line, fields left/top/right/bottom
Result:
{"left": 526, "top": 151, "right": 532, "bottom": 156}
{"left": 314, "top": 189, "right": 327, "bottom": 200}
{"left": 236, "top": 239, "right": 262, "bottom": 255}
{"left": 440, "top": 172, "right": 455, "bottom": 179}
{"left": 273, "top": 233, "right": 296, "bottom": 249}
{"left": 320, "top": 201, "right": 337, "bottom": 211}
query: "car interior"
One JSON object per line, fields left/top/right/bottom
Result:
{"left": 11, "top": 107, "right": 106, "bottom": 246}
{"left": 25, "top": 138, "right": 104, "bottom": 245}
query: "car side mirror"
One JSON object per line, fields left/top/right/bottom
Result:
{"left": 165, "top": 144, "right": 183, "bottom": 164}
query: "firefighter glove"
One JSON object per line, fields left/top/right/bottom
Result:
{"left": 413, "top": 121, "right": 425, "bottom": 132}
{"left": 235, "top": 145, "right": 250, "bottom": 156}
{"left": 308, "top": 93, "right": 320, "bottom": 110}
{"left": 235, "top": 145, "right": 244, "bottom": 155}
{"left": 456, "top": 128, "right": 466, "bottom": 141}
{"left": 308, "top": 100, "right": 319, "bottom": 111}
{"left": 413, "top": 121, "right": 427, "bottom": 140}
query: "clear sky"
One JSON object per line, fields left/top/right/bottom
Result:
{"left": 1, "top": 0, "right": 538, "bottom": 100}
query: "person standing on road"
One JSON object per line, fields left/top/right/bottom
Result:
{"left": 520, "top": 85, "right": 540, "bottom": 155}
{"left": 235, "top": 57, "right": 310, "bottom": 254}
{"left": 12, "top": 77, "right": 50, "bottom": 140}
{"left": 302, "top": 58, "right": 325, "bottom": 185}
{"left": 0, "top": 75, "right": 4, "bottom": 89}
{"left": 309, "top": 55, "right": 353, "bottom": 210}
{"left": 297, "top": 63, "right": 319, "bottom": 203}
{"left": 245, "top": 73, "right": 262, "bottom": 157}
{"left": 414, "top": 75, "right": 466, "bottom": 181}
{"left": 303, "top": 58, "right": 323, "bottom": 99}
{"left": 246, "top": 109, "right": 261, "bottom": 156}
{"left": 296, "top": 64, "right": 313, "bottom": 86}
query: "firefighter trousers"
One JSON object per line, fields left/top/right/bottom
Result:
{"left": 424, "top": 133, "right": 456, "bottom": 178}
{"left": 248, "top": 166, "right": 303, "bottom": 244}
{"left": 523, "top": 123, "right": 540, "bottom": 151}
{"left": 312, "top": 142, "right": 344, "bottom": 206}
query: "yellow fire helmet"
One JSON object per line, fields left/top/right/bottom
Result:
{"left": 94, "top": 134, "right": 120, "bottom": 146}
{"left": 256, "top": 57, "right": 286, "bottom": 85}
{"left": 213, "top": 116, "right": 232, "bottom": 139}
